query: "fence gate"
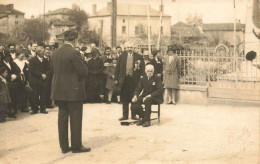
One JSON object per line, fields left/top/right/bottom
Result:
{"left": 177, "top": 46, "right": 260, "bottom": 101}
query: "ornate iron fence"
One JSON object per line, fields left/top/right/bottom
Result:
{"left": 176, "top": 46, "right": 260, "bottom": 91}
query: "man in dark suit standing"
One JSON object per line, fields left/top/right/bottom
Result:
{"left": 131, "top": 64, "right": 164, "bottom": 127}
{"left": 51, "top": 30, "right": 90, "bottom": 154}
{"left": 28, "top": 46, "right": 49, "bottom": 114}
{"left": 115, "top": 42, "right": 145, "bottom": 121}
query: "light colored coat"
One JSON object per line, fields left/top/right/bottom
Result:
{"left": 164, "top": 56, "right": 180, "bottom": 89}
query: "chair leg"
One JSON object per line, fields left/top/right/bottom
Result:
{"left": 158, "top": 104, "right": 160, "bottom": 125}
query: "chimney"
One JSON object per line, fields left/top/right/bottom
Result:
{"left": 159, "top": 5, "right": 164, "bottom": 14}
{"left": 6, "top": 4, "right": 14, "bottom": 11}
{"left": 107, "top": 2, "right": 112, "bottom": 13}
{"left": 92, "top": 4, "right": 97, "bottom": 15}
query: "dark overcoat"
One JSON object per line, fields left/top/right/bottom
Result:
{"left": 0, "top": 60, "right": 19, "bottom": 89}
{"left": 0, "top": 77, "right": 11, "bottom": 104}
{"left": 50, "top": 44, "right": 88, "bottom": 101}
{"left": 149, "top": 58, "right": 163, "bottom": 80}
{"left": 28, "top": 56, "right": 49, "bottom": 85}
{"left": 114, "top": 52, "right": 145, "bottom": 88}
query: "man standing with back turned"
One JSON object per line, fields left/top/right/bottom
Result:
{"left": 51, "top": 30, "right": 90, "bottom": 154}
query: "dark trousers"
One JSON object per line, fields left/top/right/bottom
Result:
{"left": 131, "top": 97, "right": 157, "bottom": 122}
{"left": 46, "top": 79, "right": 52, "bottom": 107}
{"left": 8, "top": 86, "right": 17, "bottom": 114}
{"left": 31, "top": 83, "right": 47, "bottom": 111}
{"left": 121, "top": 75, "right": 135, "bottom": 118}
{"left": 56, "top": 101, "right": 83, "bottom": 150}
{"left": 0, "top": 103, "right": 7, "bottom": 122}
{"left": 16, "top": 83, "right": 27, "bottom": 111}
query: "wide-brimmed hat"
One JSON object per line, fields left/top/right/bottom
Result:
{"left": 152, "top": 49, "right": 161, "bottom": 56}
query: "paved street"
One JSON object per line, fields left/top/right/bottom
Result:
{"left": 0, "top": 103, "right": 259, "bottom": 164}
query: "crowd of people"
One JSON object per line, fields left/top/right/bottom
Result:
{"left": 0, "top": 38, "right": 180, "bottom": 125}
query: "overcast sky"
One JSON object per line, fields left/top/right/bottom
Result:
{"left": 1, "top": 0, "right": 248, "bottom": 24}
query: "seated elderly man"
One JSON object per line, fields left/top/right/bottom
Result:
{"left": 131, "top": 64, "right": 164, "bottom": 127}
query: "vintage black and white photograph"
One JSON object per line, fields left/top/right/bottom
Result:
{"left": 0, "top": 0, "right": 259, "bottom": 163}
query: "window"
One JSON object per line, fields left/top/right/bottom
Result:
{"left": 15, "top": 21, "right": 18, "bottom": 25}
{"left": 161, "top": 26, "right": 163, "bottom": 34}
{"left": 122, "top": 26, "right": 126, "bottom": 34}
{"left": 123, "top": 19, "right": 125, "bottom": 23}
{"left": 135, "top": 26, "right": 139, "bottom": 35}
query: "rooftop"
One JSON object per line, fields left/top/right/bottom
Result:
{"left": 91, "top": 3, "right": 170, "bottom": 17}
{"left": 45, "top": 8, "right": 71, "bottom": 16}
{"left": 202, "top": 23, "right": 245, "bottom": 31}
{"left": 172, "top": 22, "right": 246, "bottom": 35}
{"left": 0, "top": 4, "right": 25, "bottom": 15}
{"left": 50, "top": 19, "right": 76, "bottom": 26}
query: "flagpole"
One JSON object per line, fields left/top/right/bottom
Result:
{"left": 43, "top": 0, "right": 45, "bottom": 44}
{"left": 156, "top": 0, "right": 163, "bottom": 50}
{"left": 147, "top": 0, "right": 151, "bottom": 56}
{"left": 233, "top": 0, "right": 238, "bottom": 85}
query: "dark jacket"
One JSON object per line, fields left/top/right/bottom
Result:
{"left": 114, "top": 52, "right": 145, "bottom": 87}
{"left": 149, "top": 58, "right": 163, "bottom": 77}
{"left": 134, "top": 75, "right": 164, "bottom": 104}
{"left": 13, "top": 61, "right": 29, "bottom": 84}
{"left": 0, "top": 60, "right": 19, "bottom": 88}
{"left": 51, "top": 44, "right": 88, "bottom": 101}
{"left": 28, "top": 56, "right": 49, "bottom": 85}
{"left": 0, "top": 76, "right": 11, "bottom": 104}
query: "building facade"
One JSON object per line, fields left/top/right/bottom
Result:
{"left": 41, "top": 8, "right": 76, "bottom": 45}
{"left": 88, "top": 2, "right": 171, "bottom": 47}
{"left": 0, "top": 4, "right": 25, "bottom": 34}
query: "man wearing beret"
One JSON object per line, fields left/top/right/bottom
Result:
{"left": 51, "top": 30, "right": 90, "bottom": 154}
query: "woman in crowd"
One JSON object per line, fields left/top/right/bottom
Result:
{"left": 149, "top": 50, "right": 163, "bottom": 81}
{"left": 13, "top": 47, "right": 29, "bottom": 112}
{"left": 104, "top": 51, "right": 118, "bottom": 104}
{"left": 86, "top": 49, "right": 104, "bottom": 103}
{"left": 0, "top": 67, "right": 11, "bottom": 123}
{"left": 164, "top": 49, "right": 180, "bottom": 105}
{"left": 0, "top": 54, "right": 18, "bottom": 117}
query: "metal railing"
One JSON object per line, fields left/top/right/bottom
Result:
{"left": 175, "top": 47, "right": 260, "bottom": 91}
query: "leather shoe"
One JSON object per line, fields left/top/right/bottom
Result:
{"left": 61, "top": 147, "right": 71, "bottom": 154}
{"left": 40, "top": 110, "right": 48, "bottom": 114}
{"left": 31, "top": 111, "right": 38, "bottom": 115}
{"left": 21, "top": 109, "right": 29, "bottom": 112}
{"left": 8, "top": 114, "right": 17, "bottom": 118}
{"left": 72, "top": 146, "right": 91, "bottom": 153}
{"left": 142, "top": 121, "right": 151, "bottom": 127}
{"left": 131, "top": 116, "right": 139, "bottom": 120}
{"left": 136, "top": 119, "right": 144, "bottom": 126}
{"left": 118, "top": 116, "right": 128, "bottom": 121}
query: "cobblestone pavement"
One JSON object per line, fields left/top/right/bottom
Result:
{"left": 0, "top": 103, "right": 259, "bottom": 164}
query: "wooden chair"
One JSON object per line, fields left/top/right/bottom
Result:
{"left": 151, "top": 103, "right": 161, "bottom": 125}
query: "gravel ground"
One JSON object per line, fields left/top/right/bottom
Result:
{"left": 0, "top": 103, "right": 259, "bottom": 164}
